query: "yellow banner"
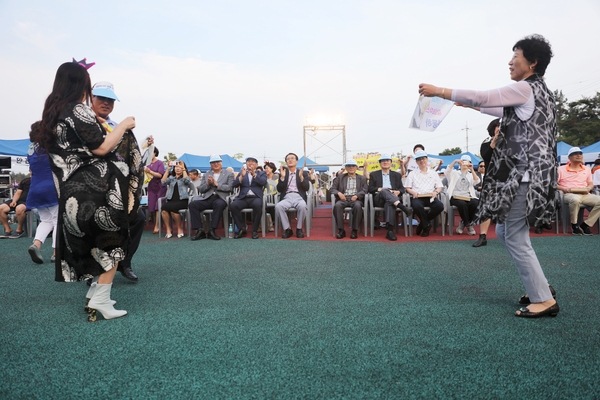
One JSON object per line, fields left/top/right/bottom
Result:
{"left": 353, "top": 156, "right": 401, "bottom": 172}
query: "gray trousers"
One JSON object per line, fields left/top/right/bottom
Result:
{"left": 333, "top": 199, "right": 363, "bottom": 230}
{"left": 496, "top": 183, "right": 553, "bottom": 303}
{"left": 275, "top": 192, "right": 306, "bottom": 230}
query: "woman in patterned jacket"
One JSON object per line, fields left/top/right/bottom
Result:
{"left": 31, "top": 60, "right": 142, "bottom": 321}
{"left": 418, "top": 34, "right": 559, "bottom": 318}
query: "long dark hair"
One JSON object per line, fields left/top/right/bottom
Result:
{"left": 31, "top": 62, "right": 92, "bottom": 151}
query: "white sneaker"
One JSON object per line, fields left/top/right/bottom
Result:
{"left": 456, "top": 221, "right": 464, "bottom": 234}
{"left": 467, "top": 225, "right": 476, "bottom": 235}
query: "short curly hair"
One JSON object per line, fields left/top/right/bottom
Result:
{"left": 513, "top": 34, "right": 553, "bottom": 76}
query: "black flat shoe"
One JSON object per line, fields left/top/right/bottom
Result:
{"left": 472, "top": 234, "right": 487, "bottom": 247}
{"left": 336, "top": 230, "right": 346, "bottom": 239}
{"left": 252, "top": 231, "right": 259, "bottom": 239}
{"left": 234, "top": 229, "right": 247, "bottom": 239}
{"left": 385, "top": 230, "right": 397, "bottom": 241}
{"left": 518, "top": 285, "right": 556, "bottom": 305}
{"left": 296, "top": 229, "right": 304, "bottom": 238}
{"left": 421, "top": 224, "right": 431, "bottom": 237}
{"left": 350, "top": 230, "right": 358, "bottom": 239}
{"left": 515, "top": 302, "right": 559, "bottom": 318}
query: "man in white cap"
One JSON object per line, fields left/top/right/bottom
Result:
{"left": 230, "top": 155, "right": 267, "bottom": 239}
{"left": 404, "top": 150, "right": 444, "bottom": 237}
{"left": 557, "top": 146, "right": 600, "bottom": 235}
{"left": 189, "top": 155, "right": 234, "bottom": 240}
{"left": 90, "top": 81, "right": 141, "bottom": 281}
{"left": 91, "top": 82, "right": 119, "bottom": 125}
{"left": 368, "top": 154, "right": 412, "bottom": 241}
{"left": 330, "top": 159, "right": 368, "bottom": 239}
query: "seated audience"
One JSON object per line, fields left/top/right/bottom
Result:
{"left": 330, "top": 159, "right": 368, "bottom": 239}
{"left": 445, "top": 155, "right": 480, "bottom": 235}
{"left": 190, "top": 155, "right": 234, "bottom": 241}
{"left": 230, "top": 155, "right": 267, "bottom": 239}
{"left": 404, "top": 144, "right": 443, "bottom": 175}
{"left": 189, "top": 169, "right": 202, "bottom": 193}
{"left": 160, "top": 160, "right": 195, "bottom": 238}
{"left": 275, "top": 152, "right": 310, "bottom": 238}
{"left": 0, "top": 174, "right": 30, "bottom": 238}
{"left": 438, "top": 168, "right": 448, "bottom": 188}
{"left": 557, "top": 146, "right": 600, "bottom": 235}
{"left": 263, "top": 161, "right": 278, "bottom": 232}
{"left": 368, "top": 154, "right": 411, "bottom": 241}
{"left": 404, "top": 150, "right": 444, "bottom": 237}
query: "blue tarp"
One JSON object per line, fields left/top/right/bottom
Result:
{"left": 298, "top": 156, "right": 329, "bottom": 172}
{"left": 0, "top": 139, "right": 30, "bottom": 156}
{"left": 178, "top": 153, "right": 244, "bottom": 172}
{"left": 581, "top": 141, "right": 600, "bottom": 154}
{"left": 557, "top": 141, "right": 574, "bottom": 157}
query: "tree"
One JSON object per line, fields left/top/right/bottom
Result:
{"left": 163, "top": 153, "right": 177, "bottom": 163}
{"left": 555, "top": 90, "right": 600, "bottom": 146}
{"left": 439, "top": 147, "right": 462, "bottom": 156}
{"left": 232, "top": 153, "right": 244, "bottom": 160}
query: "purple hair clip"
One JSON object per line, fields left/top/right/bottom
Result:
{"left": 72, "top": 57, "right": 95, "bottom": 70}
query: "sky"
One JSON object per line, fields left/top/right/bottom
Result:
{"left": 1, "top": 0, "right": 600, "bottom": 168}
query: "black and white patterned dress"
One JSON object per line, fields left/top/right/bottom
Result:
{"left": 476, "top": 75, "right": 557, "bottom": 226}
{"left": 49, "top": 102, "right": 143, "bottom": 282}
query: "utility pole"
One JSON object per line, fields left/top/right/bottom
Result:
{"left": 462, "top": 122, "right": 470, "bottom": 152}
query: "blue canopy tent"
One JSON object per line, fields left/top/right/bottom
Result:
{"left": 557, "top": 141, "right": 600, "bottom": 164}
{"left": 0, "top": 139, "right": 30, "bottom": 156}
{"left": 556, "top": 141, "right": 573, "bottom": 158}
{"left": 178, "top": 153, "right": 244, "bottom": 172}
{"left": 581, "top": 141, "right": 600, "bottom": 154}
{"left": 298, "top": 156, "right": 329, "bottom": 173}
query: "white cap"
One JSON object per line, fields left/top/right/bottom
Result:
{"left": 568, "top": 147, "right": 583, "bottom": 156}
{"left": 92, "top": 81, "right": 119, "bottom": 101}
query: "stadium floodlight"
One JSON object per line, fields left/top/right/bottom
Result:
{"left": 305, "top": 114, "right": 343, "bottom": 126}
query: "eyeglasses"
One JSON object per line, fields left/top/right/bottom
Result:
{"left": 479, "top": 165, "right": 485, "bottom": 168}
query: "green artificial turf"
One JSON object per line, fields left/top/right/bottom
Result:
{"left": 1, "top": 232, "right": 599, "bottom": 399}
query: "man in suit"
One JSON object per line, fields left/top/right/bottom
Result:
{"left": 330, "top": 159, "right": 368, "bottom": 239}
{"left": 230, "top": 155, "right": 267, "bottom": 239}
{"left": 276, "top": 152, "right": 310, "bottom": 238}
{"left": 189, "top": 155, "right": 234, "bottom": 241}
{"left": 368, "top": 153, "right": 412, "bottom": 241}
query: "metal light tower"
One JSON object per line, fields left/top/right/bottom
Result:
{"left": 303, "top": 115, "right": 346, "bottom": 169}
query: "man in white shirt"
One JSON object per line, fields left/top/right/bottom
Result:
{"left": 404, "top": 150, "right": 444, "bottom": 237}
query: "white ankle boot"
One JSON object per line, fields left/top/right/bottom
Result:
{"left": 87, "top": 283, "right": 127, "bottom": 320}
{"left": 85, "top": 282, "right": 115, "bottom": 313}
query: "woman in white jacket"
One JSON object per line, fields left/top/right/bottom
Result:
{"left": 445, "top": 155, "right": 480, "bottom": 235}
